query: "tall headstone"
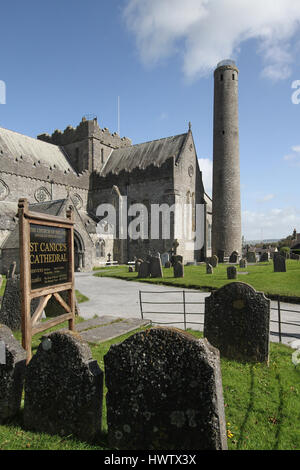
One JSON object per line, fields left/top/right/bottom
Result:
{"left": 150, "top": 257, "right": 163, "bottom": 278}
{"left": 104, "top": 328, "right": 227, "bottom": 450}
{"left": 227, "top": 266, "right": 237, "bottom": 280}
{"left": 161, "top": 252, "right": 170, "bottom": 267}
{"left": 273, "top": 254, "right": 286, "bottom": 273}
{"left": 173, "top": 261, "right": 184, "bottom": 278}
{"left": 138, "top": 261, "right": 150, "bottom": 278}
{"left": 239, "top": 259, "right": 247, "bottom": 269}
{"left": 0, "top": 324, "right": 26, "bottom": 423}
{"left": 204, "top": 282, "right": 270, "bottom": 363}
{"left": 24, "top": 331, "right": 103, "bottom": 441}
{"left": 229, "top": 251, "right": 239, "bottom": 264}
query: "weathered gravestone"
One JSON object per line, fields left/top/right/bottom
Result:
{"left": 260, "top": 252, "right": 269, "bottom": 262}
{"left": 239, "top": 259, "right": 247, "bottom": 269}
{"left": 227, "top": 266, "right": 237, "bottom": 280}
{"left": 135, "top": 259, "right": 143, "bottom": 272}
{"left": 246, "top": 251, "right": 256, "bottom": 263}
{"left": 0, "top": 324, "right": 26, "bottom": 423}
{"left": 128, "top": 266, "right": 134, "bottom": 273}
{"left": 204, "top": 282, "right": 270, "bottom": 363}
{"left": 170, "top": 255, "right": 183, "bottom": 267}
{"left": 206, "top": 263, "right": 213, "bottom": 275}
{"left": 210, "top": 255, "right": 218, "bottom": 268}
{"left": 104, "top": 327, "right": 228, "bottom": 450}
{"left": 0, "top": 276, "right": 39, "bottom": 330}
{"left": 149, "top": 257, "right": 163, "bottom": 278}
{"left": 165, "top": 261, "right": 171, "bottom": 269}
{"left": 229, "top": 251, "right": 239, "bottom": 264}
{"left": 273, "top": 254, "right": 286, "bottom": 273}
{"left": 24, "top": 331, "right": 103, "bottom": 441}
{"left": 138, "top": 261, "right": 150, "bottom": 278}
{"left": 290, "top": 253, "right": 300, "bottom": 261}
{"left": 161, "top": 252, "right": 170, "bottom": 267}
{"left": 173, "top": 261, "right": 184, "bottom": 278}
{"left": 217, "top": 250, "right": 225, "bottom": 263}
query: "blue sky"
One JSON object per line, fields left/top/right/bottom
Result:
{"left": 1, "top": 0, "right": 300, "bottom": 241}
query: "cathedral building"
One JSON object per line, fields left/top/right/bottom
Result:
{"left": 0, "top": 116, "right": 212, "bottom": 274}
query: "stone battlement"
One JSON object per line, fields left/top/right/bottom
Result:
{"left": 37, "top": 116, "right": 132, "bottom": 149}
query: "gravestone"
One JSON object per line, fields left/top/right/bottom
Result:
{"left": 273, "top": 254, "right": 286, "bottom": 273}
{"left": 161, "top": 252, "right": 170, "bottom": 267}
{"left": 7, "top": 262, "right": 17, "bottom": 279}
{"left": 129, "top": 266, "right": 134, "bottom": 273}
{"left": 0, "top": 276, "right": 39, "bottom": 330}
{"left": 24, "top": 331, "right": 103, "bottom": 441}
{"left": 246, "top": 251, "right": 256, "bottom": 263}
{"left": 260, "top": 252, "right": 269, "bottom": 262}
{"left": 239, "top": 259, "right": 247, "bottom": 269}
{"left": 206, "top": 263, "right": 213, "bottom": 275}
{"left": 165, "top": 261, "right": 171, "bottom": 269}
{"left": 170, "top": 255, "right": 183, "bottom": 267}
{"left": 204, "top": 282, "right": 270, "bottom": 363}
{"left": 173, "top": 261, "right": 184, "bottom": 278}
{"left": 0, "top": 324, "right": 26, "bottom": 423}
{"left": 150, "top": 257, "right": 163, "bottom": 278}
{"left": 138, "top": 261, "right": 150, "bottom": 278}
{"left": 217, "top": 250, "right": 225, "bottom": 263}
{"left": 229, "top": 251, "right": 239, "bottom": 264}
{"left": 227, "top": 266, "right": 237, "bottom": 280}
{"left": 211, "top": 255, "right": 218, "bottom": 268}
{"left": 291, "top": 253, "right": 300, "bottom": 261}
{"left": 135, "top": 259, "right": 143, "bottom": 272}
{"left": 104, "top": 327, "right": 227, "bottom": 450}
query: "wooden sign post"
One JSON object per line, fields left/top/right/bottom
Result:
{"left": 18, "top": 198, "right": 75, "bottom": 364}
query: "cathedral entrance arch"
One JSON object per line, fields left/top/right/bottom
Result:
{"left": 74, "top": 230, "right": 85, "bottom": 271}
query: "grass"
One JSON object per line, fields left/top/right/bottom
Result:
{"left": 93, "top": 260, "right": 300, "bottom": 299}
{"left": 75, "top": 289, "right": 89, "bottom": 303}
{"left": 0, "top": 323, "right": 300, "bottom": 450}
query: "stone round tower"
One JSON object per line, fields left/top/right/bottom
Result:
{"left": 212, "top": 59, "right": 242, "bottom": 258}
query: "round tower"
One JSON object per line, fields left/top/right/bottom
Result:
{"left": 212, "top": 59, "right": 242, "bottom": 258}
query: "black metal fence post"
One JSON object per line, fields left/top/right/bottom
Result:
{"left": 277, "top": 296, "right": 282, "bottom": 343}
{"left": 139, "top": 290, "right": 143, "bottom": 319}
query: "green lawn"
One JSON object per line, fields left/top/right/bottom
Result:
{"left": 94, "top": 260, "right": 300, "bottom": 299}
{"left": 0, "top": 324, "right": 300, "bottom": 450}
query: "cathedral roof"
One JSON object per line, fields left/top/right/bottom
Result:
{"left": 0, "top": 127, "right": 74, "bottom": 173}
{"left": 100, "top": 133, "right": 188, "bottom": 176}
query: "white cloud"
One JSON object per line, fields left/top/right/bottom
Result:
{"left": 283, "top": 145, "right": 300, "bottom": 165}
{"left": 258, "top": 194, "right": 275, "bottom": 202}
{"left": 198, "top": 158, "right": 212, "bottom": 196}
{"left": 124, "top": 0, "right": 300, "bottom": 80}
{"left": 242, "top": 207, "right": 300, "bottom": 239}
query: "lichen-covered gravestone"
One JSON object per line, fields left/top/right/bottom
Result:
{"left": 24, "top": 331, "right": 103, "bottom": 441}
{"left": 0, "top": 275, "right": 39, "bottom": 330}
{"left": 204, "top": 282, "right": 270, "bottom": 363}
{"left": 104, "top": 327, "right": 227, "bottom": 450}
{"left": 273, "top": 254, "right": 286, "bottom": 273}
{"left": 0, "top": 324, "right": 26, "bottom": 423}
{"left": 227, "top": 266, "right": 237, "bottom": 280}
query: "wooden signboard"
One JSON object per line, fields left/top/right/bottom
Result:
{"left": 18, "top": 198, "right": 75, "bottom": 363}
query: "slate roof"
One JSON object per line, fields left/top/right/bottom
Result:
{"left": 0, "top": 127, "right": 74, "bottom": 173}
{"left": 101, "top": 133, "right": 188, "bottom": 176}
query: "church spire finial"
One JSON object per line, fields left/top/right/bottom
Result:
{"left": 188, "top": 121, "right": 192, "bottom": 132}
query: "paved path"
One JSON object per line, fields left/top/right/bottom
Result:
{"left": 75, "top": 272, "right": 300, "bottom": 347}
